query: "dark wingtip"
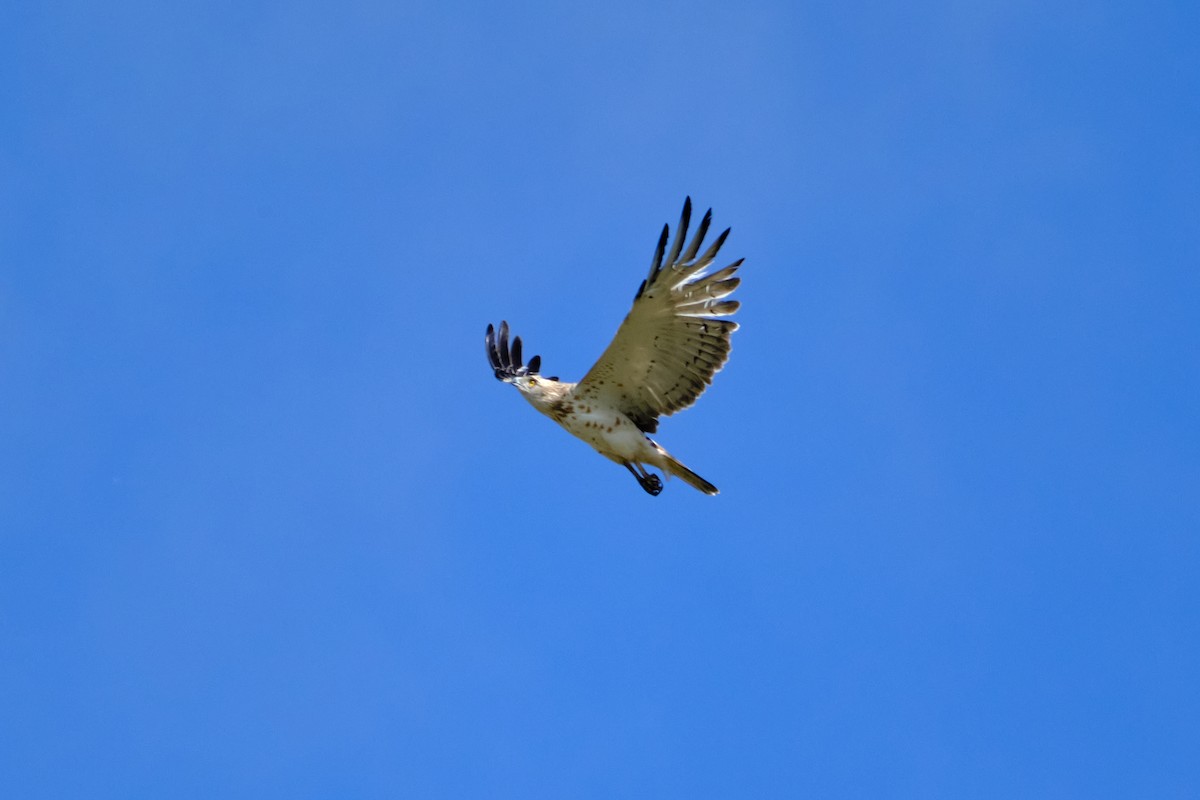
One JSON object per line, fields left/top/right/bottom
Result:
{"left": 699, "top": 227, "right": 731, "bottom": 262}
{"left": 485, "top": 323, "right": 501, "bottom": 375}
{"left": 486, "top": 321, "right": 545, "bottom": 381}
{"left": 681, "top": 207, "right": 714, "bottom": 262}
{"left": 665, "top": 198, "right": 692, "bottom": 268}
{"left": 648, "top": 223, "right": 669, "bottom": 282}
{"left": 497, "top": 321, "right": 511, "bottom": 369}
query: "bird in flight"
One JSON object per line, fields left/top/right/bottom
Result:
{"left": 485, "top": 198, "right": 742, "bottom": 496}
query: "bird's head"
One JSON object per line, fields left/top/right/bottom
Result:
{"left": 508, "top": 371, "right": 564, "bottom": 400}
{"left": 486, "top": 321, "right": 567, "bottom": 408}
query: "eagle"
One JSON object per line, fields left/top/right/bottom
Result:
{"left": 485, "top": 198, "right": 741, "bottom": 496}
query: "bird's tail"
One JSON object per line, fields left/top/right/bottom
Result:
{"left": 662, "top": 453, "right": 719, "bottom": 496}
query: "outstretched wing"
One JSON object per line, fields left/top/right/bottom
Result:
{"left": 573, "top": 198, "right": 741, "bottom": 434}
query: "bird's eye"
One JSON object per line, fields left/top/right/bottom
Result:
{"left": 528, "top": 378, "right": 538, "bottom": 386}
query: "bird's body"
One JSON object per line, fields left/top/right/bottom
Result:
{"left": 539, "top": 389, "right": 661, "bottom": 468}
{"left": 486, "top": 198, "right": 741, "bottom": 496}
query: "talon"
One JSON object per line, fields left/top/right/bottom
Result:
{"left": 639, "top": 474, "right": 663, "bottom": 496}
{"left": 625, "top": 462, "right": 664, "bottom": 496}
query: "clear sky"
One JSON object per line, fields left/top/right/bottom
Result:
{"left": 3, "top": 1, "right": 1198, "bottom": 797}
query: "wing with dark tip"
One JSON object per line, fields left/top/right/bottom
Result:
{"left": 572, "top": 198, "right": 741, "bottom": 433}
{"left": 485, "top": 320, "right": 544, "bottom": 381}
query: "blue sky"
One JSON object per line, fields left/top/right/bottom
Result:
{"left": 3, "top": 1, "right": 1198, "bottom": 796}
